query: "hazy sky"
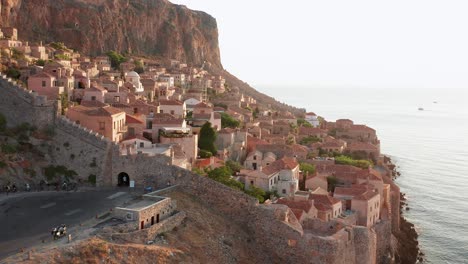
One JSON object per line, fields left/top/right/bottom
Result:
{"left": 171, "top": 0, "right": 468, "bottom": 89}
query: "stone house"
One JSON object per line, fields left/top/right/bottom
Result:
{"left": 27, "top": 72, "right": 64, "bottom": 100}
{"left": 158, "top": 100, "right": 186, "bottom": 118}
{"left": 215, "top": 128, "right": 247, "bottom": 162}
{"left": 159, "top": 127, "right": 198, "bottom": 165}
{"left": 83, "top": 84, "right": 107, "bottom": 103}
{"left": 336, "top": 124, "right": 378, "bottom": 143}
{"left": 184, "top": 98, "right": 201, "bottom": 112}
{"left": 125, "top": 114, "right": 145, "bottom": 137}
{"left": 305, "top": 112, "right": 320, "bottom": 127}
{"left": 115, "top": 193, "right": 176, "bottom": 230}
{"left": 242, "top": 157, "right": 300, "bottom": 197}
{"left": 276, "top": 198, "right": 318, "bottom": 224}
{"left": 305, "top": 173, "right": 328, "bottom": 192}
{"left": 334, "top": 185, "right": 380, "bottom": 227}
{"left": 66, "top": 105, "right": 126, "bottom": 142}
{"left": 310, "top": 194, "right": 342, "bottom": 222}
{"left": 191, "top": 112, "right": 222, "bottom": 131}
{"left": 272, "top": 120, "right": 291, "bottom": 136}
{"left": 346, "top": 142, "right": 381, "bottom": 161}
{"left": 244, "top": 150, "right": 277, "bottom": 170}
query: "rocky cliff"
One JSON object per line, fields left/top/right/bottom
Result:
{"left": 0, "top": 0, "right": 221, "bottom": 68}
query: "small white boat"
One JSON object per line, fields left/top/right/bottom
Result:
{"left": 418, "top": 107, "right": 424, "bottom": 111}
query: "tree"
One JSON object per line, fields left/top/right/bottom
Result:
{"left": 36, "top": 59, "right": 46, "bottom": 66}
{"left": 299, "top": 136, "right": 321, "bottom": 145}
{"left": 221, "top": 112, "right": 240, "bottom": 128}
{"left": 300, "top": 162, "right": 316, "bottom": 175}
{"left": 245, "top": 185, "right": 266, "bottom": 203}
{"left": 134, "top": 60, "right": 144, "bottom": 73}
{"left": 198, "top": 122, "right": 217, "bottom": 155}
{"left": 199, "top": 149, "right": 212, "bottom": 158}
{"left": 299, "top": 162, "right": 316, "bottom": 190}
{"left": 5, "top": 67, "right": 20, "bottom": 79}
{"left": 297, "top": 118, "right": 313, "bottom": 128}
{"left": 106, "top": 51, "right": 127, "bottom": 69}
{"left": 50, "top": 42, "right": 67, "bottom": 50}
{"left": 226, "top": 160, "right": 242, "bottom": 173}
{"left": 253, "top": 107, "right": 260, "bottom": 118}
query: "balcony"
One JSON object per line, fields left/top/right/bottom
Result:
{"left": 118, "top": 125, "right": 128, "bottom": 133}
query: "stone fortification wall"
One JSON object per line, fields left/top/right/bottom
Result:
{"left": 111, "top": 161, "right": 378, "bottom": 263}
{"left": 46, "top": 116, "right": 114, "bottom": 184}
{"left": 353, "top": 226, "right": 377, "bottom": 264}
{"left": 374, "top": 220, "right": 394, "bottom": 264}
{"left": 0, "top": 75, "right": 55, "bottom": 128}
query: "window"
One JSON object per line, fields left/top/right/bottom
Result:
{"left": 160, "top": 110, "right": 164, "bottom": 113}
{"left": 147, "top": 121, "right": 153, "bottom": 129}
{"left": 250, "top": 180, "right": 254, "bottom": 185}
{"left": 42, "top": 81, "right": 46, "bottom": 87}
{"left": 139, "top": 142, "right": 144, "bottom": 148}
{"left": 114, "top": 96, "right": 120, "bottom": 103}
{"left": 253, "top": 155, "right": 257, "bottom": 160}
{"left": 170, "top": 110, "right": 175, "bottom": 115}
{"left": 99, "top": 122, "right": 105, "bottom": 130}
{"left": 134, "top": 108, "right": 138, "bottom": 114}
{"left": 91, "top": 96, "right": 96, "bottom": 101}
{"left": 282, "top": 189, "right": 286, "bottom": 194}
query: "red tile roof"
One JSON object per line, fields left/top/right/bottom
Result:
{"left": 125, "top": 114, "right": 144, "bottom": 124}
{"left": 159, "top": 100, "right": 183, "bottom": 106}
{"left": 262, "top": 157, "right": 298, "bottom": 175}
{"left": 310, "top": 194, "right": 341, "bottom": 210}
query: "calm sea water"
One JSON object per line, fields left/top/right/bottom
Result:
{"left": 257, "top": 85, "right": 468, "bottom": 264}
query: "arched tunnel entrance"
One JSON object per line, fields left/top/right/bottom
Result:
{"left": 117, "top": 172, "right": 130, "bottom": 187}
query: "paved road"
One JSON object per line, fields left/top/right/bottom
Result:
{"left": 0, "top": 189, "right": 135, "bottom": 259}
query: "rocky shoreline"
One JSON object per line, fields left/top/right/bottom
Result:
{"left": 387, "top": 157, "right": 423, "bottom": 263}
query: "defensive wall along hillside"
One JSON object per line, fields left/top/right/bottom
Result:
{"left": 0, "top": 76, "right": 384, "bottom": 264}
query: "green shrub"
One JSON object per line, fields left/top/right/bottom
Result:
{"left": 299, "top": 136, "right": 321, "bottom": 145}
{"left": 0, "top": 161, "right": 6, "bottom": 168}
{"left": 198, "top": 122, "right": 217, "bottom": 156}
{"left": 1, "top": 144, "right": 17, "bottom": 154}
{"left": 88, "top": 174, "right": 96, "bottom": 185}
{"left": 221, "top": 113, "right": 240, "bottom": 128}
{"left": 43, "top": 165, "right": 77, "bottom": 181}
{"left": 245, "top": 185, "right": 266, "bottom": 203}
{"left": 199, "top": 149, "right": 212, "bottom": 158}
{"left": 335, "top": 155, "right": 373, "bottom": 169}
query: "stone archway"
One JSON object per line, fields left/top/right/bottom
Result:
{"left": 117, "top": 172, "right": 130, "bottom": 187}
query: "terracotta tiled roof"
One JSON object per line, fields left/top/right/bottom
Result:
{"left": 194, "top": 102, "right": 211, "bottom": 108}
{"left": 290, "top": 208, "right": 305, "bottom": 220}
{"left": 159, "top": 100, "right": 183, "bottom": 106}
{"left": 349, "top": 125, "right": 375, "bottom": 132}
{"left": 310, "top": 194, "right": 341, "bottom": 210}
{"left": 334, "top": 186, "right": 368, "bottom": 197}
{"left": 276, "top": 198, "right": 315, "bottom": 213}
{"left": 125, "top": 114, "right": 143, "bottom": 124}
{"left": 262, "top": 157, "right": 298, "bottom": 175}
{"left": 86, "top": 106, "right": 124, "bottom": 116}
{"left": 80, "top": 100, "right": 108, "bottom": 107}
{"left": 192, "top": 113, "right": 212, "bottom": 120}
{"left": 30, "top": 72, "right": 55, "bottom": 78}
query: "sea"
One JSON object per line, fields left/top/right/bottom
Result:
{"left": 256, "top": 85, "right": 468, "bottom": 264}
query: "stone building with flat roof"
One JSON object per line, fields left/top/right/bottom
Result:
{"left": 114, "top": 192, "right": 176, "bottom": 230}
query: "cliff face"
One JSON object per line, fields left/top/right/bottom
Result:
{"left": 0, "top": 0, "right": 221, "bottom": 68}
